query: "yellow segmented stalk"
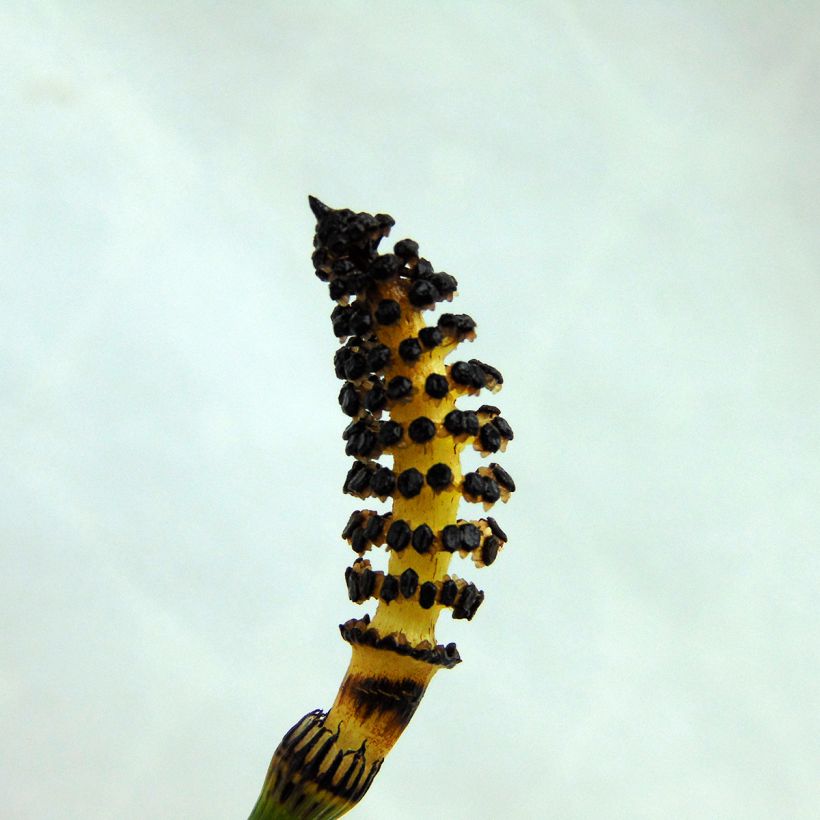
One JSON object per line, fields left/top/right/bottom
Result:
{"left": 248, "top": 198, "right": 515, "bottom": 820}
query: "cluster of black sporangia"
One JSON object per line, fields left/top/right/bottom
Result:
{"left": 449, "top": 359, "right": 504, "bottom": 392}
{"left": 342, "top": 414, "right": 466, "bottom": 459}
{"left": 339, "top": 614, "right": 462, "bottom": 668}
{"left": 342, "top": 354, "right": 507, "bottom": 416}
{"left": 341, "top": 406, "right": 513, "bottom": 451}
{"left": 344, "top": 561, "right": 484, "bottom": 621}
{"left": 340, "top": 405, "right": 514, "bottom": 461}
{"left": 442, "top": 409, "right": 480, "bottom": 437}
{"left": 474, "top": 405, "right": 515, "bottom": 454}
{"left": 343, "top": 460, "right": 455, "bottom": 499}
{"left": 462, "top": 462, "right": 517, "bottom": 504}
{"left": 320, "top": 242, "right": 459, "bottom": 312}
{"left": 311, "top": 199, "right": 515, "bottom": 640}
{"left": 311, "top": 195, "right": 460, "bottom": 313}
{"left": 437, "top": 312, "right": 477, "bottom": 340}
{"left": 309, "top": 196, "right": 394, "bottom": 285}
{"left": 336, "top": 372, "right": 417, "bottom": 418}
{"left": 342, "top": 419, "right": 380, "bottom": 460}
{"left": 311, "top": 198, "right": 477, "bottom": 455}
{"left": 333, "top": 313, "right": 483, "bottom": 421}
{"left": 341, "top": 510, "right": 508, "bottom": 567}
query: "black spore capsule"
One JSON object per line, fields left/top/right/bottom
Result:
{"left": 386, "top": 376, "right": 413, "bottom": 401}
{"left": 380, "top": 574, "right": 399, "bottom": 603}
{"left": 399, "top": 568, "right": 419, "bottom": 598}
{"left": 350, "top": 529, "right": 368, "bottom": 553}
{"left": 426, "top": 463, "right": 453, "bottom": 491}
{"left": 338, "top": 382, "right": 360, "bottom": 417}
{"left": 481, "top": 535, "right": 500, "bottom": 566}
{"left": 348, "top": 305, "right": 372, "bottom": 336}
{"left": 443, "top": 409, "right": 466, "bottom": 436}
{"left": 398, "top": 337, "right": 422, "bottom": 362}
{"left": 441, "top": 525, "right": 461, "bottom": 552}
{"left": 378, "top": 420, "right": 403, "bottom": 446}
{"left": 397, "top": 468, "right": 424, "bottom": 498}
{"left": 343, "top": 262, "right": 369, "bottom": 293}
{"left": 374, "top": 299, "right": 401, "bottom": 326}
{"left": 479, "top": 423, "right": 502, "bottom": 453}
{"left": 450, "top": 361, "right": 474, "bottom": 386}
{"left": 334, "top": 346, "right": 351, "bottom": 380}
{"left": 463, "top": 411, "right": 480, "bottom": 436}
{"left": 369, "top": 254, "right": 402, "bottom": 281}
{"left": 343, "top": 462, "right": 371, "bottom": 496}
{"left": 467, "top": 362, "right": 488, "bottom": 389}
{"left": 342, "top": 510, "right": 364, "bottom": 539}
{"left": 394, "top": 238, "right": 419, "bottom": 260}
{"left": 363, "top": 382, "right": 387, "bottom": 413}
{"left": 425, "top": 373, "right": 449, "bottom": 399}
{"left": 459, "top": 523, "right": 482, "bottom": 550}
{"left": 312, "top": 247, "right": 330, "bottom": 278}
{"left": 411, "top": 524, "right": 434, "bottom": 554}
{"left": 409, "top": 279, "right": 440, "bottom": 308}
{"left": 482, "top": 476, "right": 501, "bottom": 503}
{"left": 431, "top": 272, "right": 457, "bottom": 296}
{"left": 416, "top": 258, "right": 434, "bottom": 277}
{"left": 453, "top": 584, "right": 483, "bottom": 620}
{"left": 352, "top": 433, "right": 380, "bottom": 460}
{"left": 462, "top": 472, "right": 484, "bottom": 499}
{"left": 408, "top": 416, "right": 436, "bottom": 443}
{"left": 370, "top": 467, "right": 396, "bottom": 497}
{"left": 345, "top": 567, "right": 360, "bottom": 602}
{"left": 472, "top": 359, "right": 503, "bottom": 386}
{"left": 386, "top": 520, "right": 412, "bottom": 551}
{"left": 345, "top": 270, "right": 369, "bottom": 296}
{"left": 343, "top": 352, "right": 367, "bottom": 381}
{"left": 418, "top": 326, "right": 443, "bottom": 348}
{"left": 358, "top": 568, "right": 376, "bottom": 599}
{"left": 365, "top": 344, "right": 392, "bottom": 372}
{"left": 439, "top": 579, "right": 458, "bottom": 607}
{"left": 332, "top": 259, "right": 356, "bottom": 277}
{"left": 491, "top": 463, "right": 516, "bottom": 492}
{"left": 486, "top": 516, "right": 508, "bottom": 542}
{"left": 438, "top": 313, "right": 476, "bottom": 337}
{"left": 494, "top": 416, "right": 514, "bottom": 440}
{"left": 344, "top": 417, "right": 365, "bottom": 445}
{"left": 331, "top": 305, "right": 352, "bottom": 337}
{"left": 419, "top": 582, "right": 437, "bottom": 609}
{"left": 341, "top": 420, "right": 368, "bottom": 447}
{"left": 349, "top": 430, "right": 378, "bottom": 458}
{"left": 364, "top": 514, "right": 386, "bottom": 542}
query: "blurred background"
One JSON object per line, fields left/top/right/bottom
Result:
{"left": 2, "top": 2, "right": 818, "bottom": 818}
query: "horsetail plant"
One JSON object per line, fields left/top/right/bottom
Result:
{"left": 248, "top": 198, "right": 515, "bottom": 819}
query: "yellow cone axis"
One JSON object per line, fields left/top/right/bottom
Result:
{"left": 248, "top": 199, "right": 515, "bottom": 820}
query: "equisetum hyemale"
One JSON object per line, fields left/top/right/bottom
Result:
{"left": 248, "top": 198, "right": 515, "bottom": 819}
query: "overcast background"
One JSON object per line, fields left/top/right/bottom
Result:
{"left": 2, "top": 3, "right": 819, "bottom": 819}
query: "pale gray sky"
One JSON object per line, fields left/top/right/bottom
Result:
{"left": 2, "top": 3, "right": 819, "bottom": 818}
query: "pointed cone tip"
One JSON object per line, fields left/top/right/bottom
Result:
{"left": 308, "top": 195, "right": 330, "bottom": 219}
